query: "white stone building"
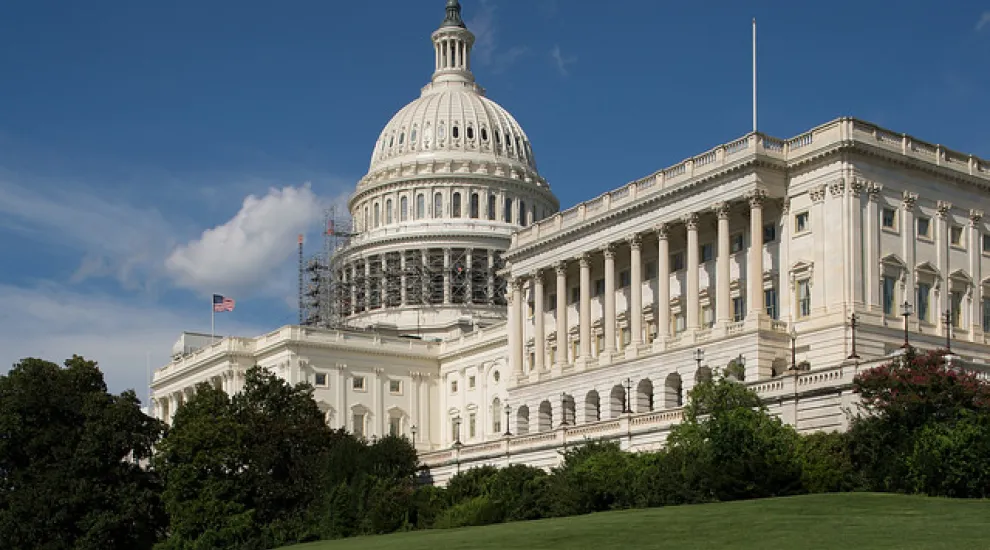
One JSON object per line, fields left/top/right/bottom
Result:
{"left": 150, "top": 1, "right": 990, "bottom": 483}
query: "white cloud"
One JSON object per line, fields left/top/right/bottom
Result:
{"left": 0, "top": 283, "right": 267, "bottom": 398}
{"left": 551, "top": 44, "right": 577, "bottom": 76}
{"left": 978, "top": 11, "right": 990, "bottom": 31}
{"left": 165, "top": 184, "right": 329, "bottom": 298}
{"left": 467, "top": 0, "right": 529, "bottom": 74}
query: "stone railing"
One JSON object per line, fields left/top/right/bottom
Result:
{"left": 510, "top": 118, "right": 990, "bottom": 250}
{"left": 345, "top": 218, "right": 512, "bottom": 247}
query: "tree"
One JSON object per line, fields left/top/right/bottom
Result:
{"left": 0, "top": 356, "right": 166, "bottom": 550}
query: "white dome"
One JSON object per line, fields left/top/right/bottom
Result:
{"left": 369, "top": 81, "right": 538, "bottom": 175}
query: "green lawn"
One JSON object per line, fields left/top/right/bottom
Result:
{"left": 283, "top": 493, "right": 990, "bottom": 550}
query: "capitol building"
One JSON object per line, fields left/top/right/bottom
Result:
{"left": 150, "top": 1, "right": 990, "bottom": 483}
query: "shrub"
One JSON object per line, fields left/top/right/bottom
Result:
{"left": 905, "top": 412, "right": 990, "bottom": 498}
{"left": 548, "top": 440, "right": 636, "bottom": 516}
{"left": 797, "top": 431, "right": 859, "bottom": 493}
{"left": 432, "top": 496, "right": 504, "bottom": 529}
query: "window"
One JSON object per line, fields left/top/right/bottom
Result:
{"left": 386, "top": 199, "right": 393, "bottom": 224}
{"left": 488, "top": 194, "right": 496, "bottom": 220}
{"left": 353, "top": 413, "right": 365, "bottom": 438}
{"left": 674, "top": 314, "right": 686, "bottom": 333}
{"left": 763, "top": 223, "right": 777, "bottom": 243}
{"left": 468, "top": 413, "right": 477, "bottom": 438}
{"left": 433, "top": 192, "right": 443, "bottom": 218}
{"left": 411, "top": 126, "right": 418, "bottom": 143}
{"left": 983, "top": 298, "right": 990, "bottom": 332}
{"left": 645, "top": 261, "right": 657, "bottom": 280}
{"left": 797, "top": 279, "right": 811, "bottom": 317}
{"left": 469, "top": 193, "right": 479, "bottom": 219}
{"left": 951, "top": 225, "right": 964, "bottom": 247}
{"left": 731, "top": 233, "right": 744, "bottom": 253}
{"left": 917, "top": 283, "right": 931, "bottom": 322}
{"left": 389, "top": 380, "right": 402, "bottom": 394}
{"left": 452, "top": 192, "right": 462, "bottom": 217}
{"left": 416, "top": 194, "right": 425, "bottom": 219}
{"left": 622, "top": 327, "right": 631, "bottom": 346}
{"left": 570, "top": 287, "right": 580, "bottom": 304}
{"left": 764, "top": 288, "right": 778, "bottom": 319}
{"left": 520, "top": 201, "right": 527, "bottom": 226}
{"left": 882, "top": 276, "right": 896, "bottom": 316}
{"left": 314, "top": 373, "right": 328, "bottom": 387}
{"left": 983, "top": 234, "right": 990, "bottom": 254}
{"left": 467, "top": 126, "right": 474, "bottom": 140}
{"left": 493, "top": 370, "right": 500, "bottom": 382}
{"left": 468, "top": 376, "right": 476, "bottom": 389}
{"left": 548, "top": 293, "right": 557, "bottom": 310}
{"left": 917, "top": 216, "right": 931, "bottom": 238}
{"left": 400, "top": 196, "right": 409, "bottom": 221}
{"left": 481, "top": 127, "right": 489, "bottom": 141}
{"left": 388, "top": 416, "right": 401, "bottom": 437}
{"left": 504, "top": 198, "right": 513, "bottom": 223}
{"left": 594, "top": 278, "right": 605, "bottom": 297}
{"left": 450, "top": 380, "right": 458, "bottom": 393}
{"left": 733, "top": 297, "right": 746, "bottom": 322}
{"left": 494, "top": 415, "right": 501, "bottom": 433}
{"left": 794, "top": 212, "right": 809, "bottom": 233}
{"left": 374, "top": 203, "right": 381, "bottom": 227}
{"left": 352, "top": 376, "right": 366, "bottom": 391}
{"left": 950, "top": 291, "right": 963, "bottom": 328}
{"left": 619, "top": 270, "right": 631, "bottom": 288}
{"left": 882, "top": 207, "right": 897, "bottom": 230}
{"left": 452, "top": 125, "right": 459, "bottom": 139}
{"left": 700, "top": 243, "right": 714, "bottom": 263}
{"left": 671, "top": 252, "right": 685, "bottom": 271}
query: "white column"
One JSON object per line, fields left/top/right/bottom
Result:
{"left": 656, "top": 223, "right": 670, "bottom": 344}
{"left": 937, "top": 201, "right": 951, "bottom": 333}
{"left": 779, "top": 198, "right": 792, "bottom": 320}
{"left": 747, "top": 190, "right": 766, "bottom": 318}
{"left": 509, "top": 279, "right": 524, "bottom": 377}
{"left": 715, "top": 202, "right": 732, "bottom": 324}
{"left": 629, "top": 234, "right": 644, "bottom": 349}
{"left": 555, "top": 261, "right": 568, "bottom": 368}
{"left": 578, "top": 253, "right": 592, "bottom": 362}
{"left": 534, "top": 269, "right": 546, "bottom": 373}
{"left": 866, "top": 184, "right": 882, "bottom": 311}
{"left": 603, "top": 244, "right": 617, "bottom": 359}
{"left": 971, "top": 210, "right": 984, "bottom": 338}
{"left": 685, "top": 213, "right": 700, "bottom": 330}
{"left": 902, "top": 193, "right": 918, "bottom": 320}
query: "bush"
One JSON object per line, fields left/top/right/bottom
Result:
{"left": 432, "top": 496, "right": 504, "bottom": 529}
{"left": 798, "top": 431, "right": 860, "bottom": 493}
{"left": 905, "top": 412, "right": 990, "bottom": 498}
{"left": 548, "top": 440, "right": 636, "bottom": 516}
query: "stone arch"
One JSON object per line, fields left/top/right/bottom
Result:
{"left": 664, "top": 373, "right": 683, "bottom": 409}
{"left": 609, "top": 384, "right": 626, "bottom": 418}
{"left": 636, "top": 378, "right": 654, "bottom": 413}
{"left": 516, "top": 405, "right": 530, "bottom": 435}
{"left": 584, "top": 390, "right": 601, "bottom": 423}
{"left": 538, "top": 400, "right": 553, "bottom": 432}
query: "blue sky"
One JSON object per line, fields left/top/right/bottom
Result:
{"left": 1, "top": 0, "right": 988, "bottom": 397}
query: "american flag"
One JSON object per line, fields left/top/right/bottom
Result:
{"left": 213, "top": 294, "right": 235, "bottom": 312}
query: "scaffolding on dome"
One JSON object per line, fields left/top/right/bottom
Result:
{"left": 301, "top": 206, "right": 353, "bottom": 329}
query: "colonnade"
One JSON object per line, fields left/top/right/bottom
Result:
{"left": 507, "top": 191, "right": 769, "bottom": 377}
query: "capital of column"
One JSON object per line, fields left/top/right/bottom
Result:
{"left": 533, "top": 267, "right": 546, "bottom": 282}
{"left": 849, "top": 177, "right": 867, "bottom": 195}
{"left": 780, "top": 197, "right": 791, "bottom": 215}
{"left": 746, "top": 189, "right": 767, "bottom": 208}
{"left": 867, "top": 181, "right": 884, "bottom": 202}
{"left": 713, "top": 201, "right": 731, "bottom": 220}
{"left": 682, "top": 213, "right": 699, "bottom": 231}
{"left": 902, "top": 190, "right": 918, "bottom": 211}
{"left": 809, "top": 184, "right": 827, "bottom": 204}
{"left": 554, "top": 260, "right": 567, "bottom": 276}
{"left": 936, "top": 200, "right": 952, "bottom": 218}
{"left": 579, "top": 253, "right": 591, "bottom": 269}
{"left": 970, "top": 209, "right": 984, "bottom": 226}
{"left": 628, "top": 233, "right": 643, "bottom": 250}
{"left": 602, "top": 242, "right": 617, "bottom": 259}
{"left": 655, "top": 222, "right": 669, "bottom": 240}
{"left": 828, "top": 177, "right": 846, "bottom": 198}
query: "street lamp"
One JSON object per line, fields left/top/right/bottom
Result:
{"left": 410, "top": 424, "right": 417, "bottom": 443}
{"left": 693, "top": 348, "right": 704, "bottom": 371}
{"left": 942, "top": 307, "right": 953, "bottom": 353}
{"left": 622, "top": 378, "right": 633, "bottom": 414}
{"left": 503, "top": 403, "right": 512, "bottom": 436}
{"left": 847, "top": 313, "right": 861, "bottom": 360}
{"left": 560, "top": 392, "right": 569, "bottom": 426}
{"left": 901, "top": 300, "right": 914, "bottom": 349}
{"left": 789, "top": 325, "right": 798, "bottom": 371}
{"left": 452, "top": 415, "right": 462, "bottom": 447}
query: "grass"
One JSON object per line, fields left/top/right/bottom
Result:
{"left": 282, "top": 493, "right": 990, "bottom": 550}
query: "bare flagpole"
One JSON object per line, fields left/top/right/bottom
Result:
{"left": 752, "top": 18, "right": 757, "bottom": 133}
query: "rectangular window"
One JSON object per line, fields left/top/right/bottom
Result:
{"left": 594, "top": 278, "right": 605, "bottom": 297}
{"left": 389, "top": 380, "right": 402, "bottom": 394}
{"left": 700, "top": 243, "right": 714, "bottom": 263}
{"left": 794, "top": 212, "right": 809, "bottom": 233}
{"left": 571, "top": 287, "right": 580, "bottom": 304}
{"left": 314, "top": 373, "right": 328, "bottom": 387}
{"left": 702, "top": 306, "right": 714, "bottom": 328}
{"left": 674, "top": 314, "right": 686, "bottom": 333}
{"left": 983, "top": 234, "right": 990, "bottom": 254}
{"left": 882, "top": 207, "right": 897, "bottom": 230}
{"left": 549, "top": 293, "right": 557, "bottom": 311}
{"left": 882, "top": 276, "right": 896, "bottom": 316}
{"left": 763, "top": 223, "right": 777, "bottom": 244}
{"left": 983, "top": 299, "right": 990, "bottom": 332}
{"left": 468, "top": 376, "right": 476, "bottom": 389}
{"left": 389, "top": 416, "right": 401, "bottom": 437}
{"left": 621, "top": 327, "right": 631, "bottom": 346}
{"left": 917, "top": 283, "right": 931, "bottom": 323}
{"left": 469, "top": 413, "right": 477, "bottom": 438}
{"left": 494, "top": 414, "right": 502, "bottom": 434}
{"left": 950, "top": 225, "right": 964, "bottom": 246}
{"left": 595, "top": 333, "right": 604, "bottom": 353}
{"left": 352, "top": 376, "right": 366, "bottom": 391}
{"left": 951, "top": 291, "right": 963, "bottom": 328}
{"left": 645, "top": 261, "right": 657, "bottom": 280}
{"left": 619, "top": 270, "right": 631, "bottom": 288}
{"left": 764, "top": 288, "right": 778, "bottom": 320}
{"left": 797, "top": 279, "right": 811, "bottom": 317}
{"left": 917, "top": 217, "right": 931, "bottom": 238}
{"left": 732, "top": 297, "right": 746, "bottom": 322}
{"left": 353, "top": 413, "right": 365, "bottom": 438}
{"left": 730, "top": 233, "right": 745, "bottom": 253}
{"left": 469, "top": 193, "right": 479, "bottom": 219}
{"left": 671, "top": 252, "right": 685, "bottom": 271}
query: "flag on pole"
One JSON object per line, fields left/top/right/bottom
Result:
{"left": 213, "top": 294, "right": 236, "bottom": 312}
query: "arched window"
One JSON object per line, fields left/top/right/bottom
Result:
{"left": 520, "top": 201, "right": 527, "bottom": 226}
{"left": 504, "top": 198, "right": 513, "bottom": 223}
{"left": 488, "top": 194, "right": 496, "bottom": 220}
{"left": 433, "top": 192, "right": 443, "bottom": 218}
{"left": 400, "top": 196, "right": 409, "bottom": 222}
{"left": 469, "top": 193, "right": 479, "bottom": 219}
{"left": 416, "top": 194, "right": 425, "bottom": 219}
{"left": 385, "top": 199, "right": 393, "bottom": 224}
{"left": 364, "top": 206, "right": 369, "bottom": 231}
{"left": 374, "top": 203, "right": 380, "bottom": 228}
{"left": 452, "top": 192, "right": 462, "bottom": 218}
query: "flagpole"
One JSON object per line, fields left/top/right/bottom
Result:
{"left": 752, "top": 17, "right": 757, "bottom": 134}
{"left": 211, "top": 295, "right": 215, "bottom": 341}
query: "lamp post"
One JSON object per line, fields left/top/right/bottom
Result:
{"left": 847, "top": 313, "right": 861, "bottom": 360}
{"left": 901, "top": 300, "right": 914, "bottom": 349}
{"left": 410, "top": 424, "right": 417, "bottom": 444}
{"left": 622, "top": 378, "right": 633, "bottom": 414}
{"left": 943, "top": 307, "right": 953, "bottom": 353}
{"left": 560, "top": 392, "right": 569, "bottom": 426}
{"left": 503, "top": 403, "right": 512, "bottom": 436}
{"left": 452, "top": 415, "right": 462, "bottom": 448}
{"left": 693, "top": 348, "right": 704, "bottom": 371}
{"left": 789, "top": 325, "right": 798, "bottom": 371}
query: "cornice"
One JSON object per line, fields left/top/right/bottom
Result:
{"left": 335, "top": 230, "right": 512, "bottom": 259}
